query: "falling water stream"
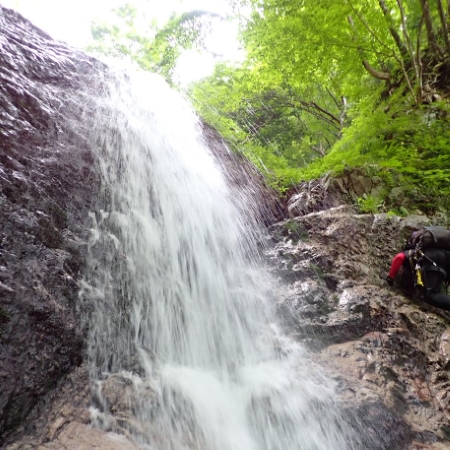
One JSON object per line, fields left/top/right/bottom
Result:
{"left": 82, "top": 70, "right": 359, "bottom": 450}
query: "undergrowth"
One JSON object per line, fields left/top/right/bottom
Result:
{"left": 275, "top": 96, "right": 450, "bottom": 214}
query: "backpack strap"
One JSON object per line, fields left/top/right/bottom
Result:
{"left": 422, "top": 265, "right": 447, "bottom": 279}
{"left": 410, "top": 249, "right": 447, "bottom": 289}
{"left": 407, "top": 250, "right": 419, "bottom": 284}
{"left": 408, "top": 250, "right": 425, "bottom": 288}
{"left": 417, "top": 249, "right": 437, "bottom": 266}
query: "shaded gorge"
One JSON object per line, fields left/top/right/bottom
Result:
{"left": 2, "top": 5, "right": 447, "bottom": 450}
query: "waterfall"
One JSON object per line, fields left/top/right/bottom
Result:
{"left": 81, "top": 70, "right": 359, "bottom": 450}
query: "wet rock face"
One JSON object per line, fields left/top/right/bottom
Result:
{"left": 267, "top": 204, "right": 450, "bottom": 448}
{"left": 0, "top": 5, "right": 103, "bottom": 444}
{"left": 201, "top": 123, "right": 285, "bottom": 227}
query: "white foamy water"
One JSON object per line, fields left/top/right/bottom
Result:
{"left": 81, "top": 70, "right": 359, "bottom": 450}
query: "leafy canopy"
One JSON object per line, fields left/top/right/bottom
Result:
{"left": 90, "top": 0, "right": 450, "bottom": 210}
{"left": 89, "top": 3, "right": 220, "bottom": 84}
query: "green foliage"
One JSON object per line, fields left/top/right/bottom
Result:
{"left": 356, "top": 193, "right": 384, "bottom": 214}
{"left": 189, "top": 0, "right": 450, "bottom": 206}
{"left": 284, "top": 220, "right": 309, "bottom": 243}
{"left": 387, "top": 206, "right": 410, "bottom": 217}
{"left": 191, "top": 0, "right": 405, "bottom": 189}
{"left": 299, "top": 97, "right": 450, "bottom": 198}
{"left": 89, "top": 0, "right": 450, "bottom": 213}
{"left": 89, "top": 4, "right": 219, "bottom": 84}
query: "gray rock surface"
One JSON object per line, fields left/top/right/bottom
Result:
{"left": 36, "top": 421, "right": 140, "bottom": 450}
{"left": 267, "top": 204, "right": 450, "bottom": 448}
{"left": 0, "top": 5, "right": 102, "bottom": 444}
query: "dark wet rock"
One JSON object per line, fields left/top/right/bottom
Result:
{"left": 201, "top": 122, "right": 285, "bottom": 226}
{"left": 0, "top": 5, "right": 104, "bottom": 445}
{"left": 344, "top": 400, "right": 427, "bottom": 450}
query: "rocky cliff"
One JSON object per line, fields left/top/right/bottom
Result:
{"left": 0, "top": 5, "right": 103, "bottom": 445}
{"left": 1, "top": 4, "right": 450, "bottom": 450}
{"left": 266, "top": 186, "right": 450, "bottom": 449}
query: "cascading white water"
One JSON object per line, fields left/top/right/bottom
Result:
{"left": 81, "top": 70, "right": 360, "bottom": 450}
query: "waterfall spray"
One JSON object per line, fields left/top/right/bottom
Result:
{"left": 81, "top": 69, "right": 359, "bottom": 450}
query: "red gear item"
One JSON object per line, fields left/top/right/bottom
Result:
{"left": 388, "top": 252, "right": 406, "bottom": 279}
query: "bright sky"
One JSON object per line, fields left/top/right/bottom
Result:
{"left": 1, "top": 0, "right": 243, "bottom": 84}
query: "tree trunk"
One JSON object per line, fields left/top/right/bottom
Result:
{"left": 396, "top": 0, "right": 420, "bottom": 81}
{"left": 437, "top": 0, "right": 450, "bottom": 54}
{"left": 378, "top": 0, "right": 409, "bottom": 59}
{"left": 420, "top": 0, "right": 445, "bottom": 57}
{"left": 416, "top": 15, "right": 424, "bottom": 104}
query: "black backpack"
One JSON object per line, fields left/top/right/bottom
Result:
{"left": 404, "top": 226, "right": 450, "bottom": 252}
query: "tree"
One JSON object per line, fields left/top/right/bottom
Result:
{"left": 89, "top": 3, "right": 220, "bottom": 84}
{"left": 190, "top": 0, "right": 450, "bottom": 191}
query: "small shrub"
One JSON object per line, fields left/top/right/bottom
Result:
{"left": 284, "top": 220, "right": 309, "bottom": 243}
{"left": 309, "top": 263, "right": 324, "bottom": 281}
{"left": 387, "top": 206, "right": 409, "bottom": 217}
{"left": 356, "top": 194, "right": 384, "bottom": 214}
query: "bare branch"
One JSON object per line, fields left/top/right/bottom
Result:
{"left": 311, "top": 144, "right": 326, "bottom": 157}
{"left": 325, "top": 87, "right": 341, "bottom": 109}
{"left": 245, "top": 102, "right": 342, "bottom": 130}
{"left": 392, "top": 53, "right": 417, "bottom": 104}
{"left": 308, "top": 101, "right": 341, "bottom": 124}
